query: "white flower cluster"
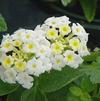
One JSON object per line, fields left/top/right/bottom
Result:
{"left": 0, "top": 16, "right": 90, "bottom": 89}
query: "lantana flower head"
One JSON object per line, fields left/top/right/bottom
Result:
{"left": 0, "top": 16, "right": 90, "bottom": 89}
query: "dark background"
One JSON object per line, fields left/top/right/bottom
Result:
{"left": 0, "top": 0, "right": 53, "bottom": 32}
{"left": 0, "top": 0, "right": 100, "bottom": 48}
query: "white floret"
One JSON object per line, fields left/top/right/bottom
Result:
{"left": 39, "top": 56, "right": 52, "bottom": 72}
{"left": 72, "top": 23, "right": 88, "bottom": 42}
{"left": 4, "top": 68, "right": 17, "bottom": 84}
{"left": 78, "top": 43, "right": 90, "bottom": 57}
{"left": 26, "top": 58, "right": 45, "bottom": 76}
{"left": 51, "top": 55, "right": 65, "bottom": 71}
{"left": 36, "top": 45, "right": 51, "bottom": 57}
{"left": 16, "top": 72, "right": 33, "bottom": 89}
{"left": 64, "top": 50, "right": 83, "bottom": 68}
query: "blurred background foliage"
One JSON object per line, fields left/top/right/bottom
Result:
{"left": 40, "top": 0, "right": 98, "bottom": 22}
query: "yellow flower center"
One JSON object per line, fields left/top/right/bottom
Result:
{"left": 2, "top": 56, "right": 14, "bottom": 68}
{"left": 60, "top": 25, "right": 71, "bottom": 35}
{"left": 51, "top": 21, "right": 56, "bottom": 24}
{"left": 32, "top": 63, "right": 37, "bottom": 68}
{"left": 76, "top": 28, "right": 81, "bottom": 32}
{"left": 72, "top": 41, "right": 79, "bottom": 47}
{"left": 66, "top": 54, "right": 74, "bottom": 62}
{"left": 25, "top": 34, "right": 30, "bottom": 39}
{"left": 52, "top": 42, "right": 63, "bottom": 54}
{"left": 3, "top": 43, "right": 11, "bottom": 49}
{"left": 13, "top": 40, "right": 22, "bottom": 47}
{"left": 69, "top": 38, "right": 80, "bottom": 50}
{"left": 56, "top": 59, "right": 61, "bottom": 64}
{"left": 40, "top": 50, "right": 45, "bottom": 54}
{"left": 15, "top": 60, "right": 26, "bottom": 72}
{"left": 46, "top": 29, "right": 58, "bottom": 39}
{"left": 27, "top": 44, "right": 33, "bottom": 49}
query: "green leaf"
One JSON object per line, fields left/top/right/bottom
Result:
{"left": 67, "top": 94, "right": 81, "bottom": 101}
{"left": 38, "top": 66, "right": 83, "bottom": 92}
{"left": 21, "top": 82, "right": 47, "bottom": 101}
{"left": 80, "top": 76, "right": 96, "bottom": 93}
{"left": 69, "top": 86, "right": 83, "bottom": 96}
{"left": 0, "top": 80, "right": 19, "bottom": 96}
{"left": 79, "top": 0, "right": 97, "bottom": 22}
{"left": 47, "top": 86, "right": 68, "bottom": 101}
{"left": 7, "top": 87, "right": 24, "bottom": 101}
{"left": 69, "top": 84, "right": 92, "bottom": 101}
{"left": 61, "top": 0, "right": 72, "bottom": 6}
{"left": 80, "top": 62, "right": 100, "bottom": 84}
{"left": 96, "top": 56, "right": 100, "bottom": 64}
{"left": 83, "top": 51, "right": 100, "bottom": 62}
{"left": 0, "top": 15, "right": 7, "bottom": 32}
{"left": 80, "top": 92, "right": 92, "bottom": 101}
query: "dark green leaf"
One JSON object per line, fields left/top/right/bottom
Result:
{"left": 83, "top": 51, "right": 100, "bottom": 62}
{"left": 0, "top": 15, "right": 7, "bottom": 32}
{"left": 96, "top": 56, "right": 100, "bottom": 64}
{"left": 80, "top": 76, "right": 96, "bottom": 93}
{"left": 69, "top": 86, "right": 82, "bottom": 96}
{"left": 79, "top": 0, "right": 97, "bottom": 22}
{"left": 80, "top": 62, "right": 100, "bottom": 84}
{"left": 80, "top": 92, "right": 92, "bottom": 101}
{"left": 38, "top": 66, "right": 83, "bottom": 92}
{"left": 67, "top": 90, "right": 81, "bottom": 101}
{"left": 0, "top": 80, "right": 19, "bottom": 96}
{"left": 21, "top": 82, "right": 47, "bottom": 101}
{"left": 47, "top": 86, "right": 68, "bottom": 101}
{"left": 6, "top": 86, "right": 24, "bottom": 101}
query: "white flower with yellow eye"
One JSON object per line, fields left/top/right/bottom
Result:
{"left": 22, "top": 42, "right": 38, "bottom": 53}
{"left": 1, "top": 40, "right": 13, "bottom": 52}
{"left": 4, "top": 68, "right": 17, "bottom": 84}
{"left": 26, "top": 58, "right": 44, "bottom": 76}
{"left": 12, "top": 29, "right": 26, "bottom": 40}
{"left": 16, "top": 72, "right": 33, "bottom": 89}
{"left": 45, "top": 17, "right": 58, "bottom": 27}
{"left": 36, "top": 45, "right": 51, "bottom": 57}
{"left": 13, "top": 40, "right": 22, "bottom": 47}
{"left": 78, "top": 43, "right": 90, "bottom": 56}
{"left": 51, "top": 55, "right": 65, "bottom": 71}
{"left": 59, "top": 24, "right": 71, "bottom": 36}
{"left": 44, "top": 16, "right": 71, "bottom": 27}
{"left": 57, "top": 16, "right": 71, "bottom": 24}
{"left": 38, "top": 38, "right": 50, "bottom": 47}
{"left": 39, "top": 56, "right": 52, "bottom": 72}
{"left": 35, "top": 29, "right": 45, "bottom": 37}
{"left": 64, "top": 50, "right": 83, "bottom": 68}
{"left": 72, "top": 23, "right": 85, "bottom": 35}
{"left": 15, "top": 60, "right": 26, "bottom": 72}
{"left": 21, "top": 30, "right": 35, "bottom": 42}
{"left": 46, "top": 28, "right": 58, "bottom": 40}
{"left": 69, "top": 37, "right": 80, "bottom": 51}
{"left": 51, "top": 42, "right": 64, "bottom": 54}
{"left": 2, "top": 55, "right": 14, "bottom": 69}
{"left": 72, "top": 23, "right": 88, "bottom": 42}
